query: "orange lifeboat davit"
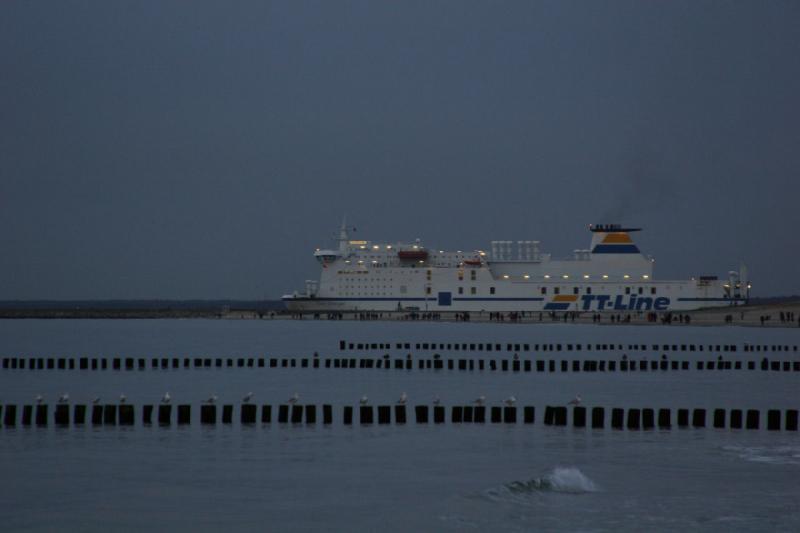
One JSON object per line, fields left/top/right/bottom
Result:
{"left": 398, "top": 249, "right": 428, "bottom": 261}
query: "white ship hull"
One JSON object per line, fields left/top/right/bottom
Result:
{"left": 283, "top": 223, "right": 749, "bottom": 313}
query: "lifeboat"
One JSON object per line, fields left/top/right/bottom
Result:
{"left": 398, "top": 249, "right": 428, "bottom": 261}
{"left": 463, "top": 258, "right": 482, "bottom": 266}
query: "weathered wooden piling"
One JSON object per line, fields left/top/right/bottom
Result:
{"left": 592, "top": 407, "right": 605, "bottom": 428}
{"left": 523, "top": 406, "right": 535, "bottom": 424}
{"left": 35, "top": 404, "right": 48, "bottom": 426}
{"left": 177, "top": 405, "right": 191, "bottom": 425}
{"left": 53, "top": 404, "right": 68, "bottom": 426}
{"left": 627, "top": 408, "right": 641, "bottom": 430}
{"left": 90, "top": 405, "right": 102, "bottom": 425}
{"left": 573, "top": 406, "right": 586, "bottom": 427}
{"left": 642, "top": 408, "right": 655, "bottom": 430}
{"left": 544, "top": 406, "right": 555, "bottom": 425}
{"left": 611, "top": 408, "right": 624, "bottom": 429}
{"left": 142, "top": 405, "right": 153, "bottom": 424}
{"left": 158, "top": 404, "right": 171, "bottom": 425}
{"left": 692, "top": 409, "right": 706, "bottom": 428}
{"left": 4, "top": 404, "right": 16, "bottom": 426}
{"left": 278, "top": 404, "right": 289, "bottom": 423}
{"left": 746, "top": 409, "right": 759, "bottom": 430}
{"left": 360, "top": 405, "right": 373, "bottom": 424}
{"left": 730, "top": 409, "right": 743, "bottom": 429}
{"left": 786, "top": 409, "right": 798, "bottom": 431}
{"left": 713, "top": 409, "right": 726, "bottom": 428}
{"left": 201, "top": 404, "right": 217, "bottom": 424}
{"left": 554, "top": 406, "right": 567, "bottom": 426}
{"left": 241, "top": 404, "right": 257, "bottom": 424}
{"left": 767, "top": 409, "right": 781, "bottom": 431}
{"left": 119, "top": 405, "right": 134, "bottom": 425}
{"left": 393, "top": 404, "right": 406, "bottom": 424}
{"left": 657, "top": 408, "right": 671, "bottom": 429}
{"left": 73, "top": 405, "right": 86, "bottom": 426}
{"left": 101, "top": 404, "right": 116, "bottom": 425}
{"left": 460, "top": 405, "right": 472, "bottom": 423}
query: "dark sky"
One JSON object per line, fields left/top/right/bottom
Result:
{"left": 1, "top": 1, "right": 798, "bottom": 299}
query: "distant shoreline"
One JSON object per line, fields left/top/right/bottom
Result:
{"left": 0, "top": 299, "right": 798, "bottom": 328}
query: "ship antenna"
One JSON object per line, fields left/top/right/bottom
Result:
{"left": 338, "top": 216, "right": 349, "bottom": 253}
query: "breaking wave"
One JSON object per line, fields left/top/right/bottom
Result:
{"left": 723, "top": 445, "right": 800, "bottom": 466}
{"left": 486, "top": 467, "right": 598, "bottom": 502}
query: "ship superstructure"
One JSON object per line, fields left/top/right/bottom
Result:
{"left": 282, "top": 222, "right": 749, "bottom": 313}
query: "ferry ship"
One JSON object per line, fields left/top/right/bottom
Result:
{"left": 282, "top": 222, "right": 749, "bottom": 313}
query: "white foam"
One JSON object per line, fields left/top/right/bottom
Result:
{"left": 723, "top": 445, "right": 800, "bottom": 466}
{"left": 543, "top": 467, "right": 598, "bottom": 493}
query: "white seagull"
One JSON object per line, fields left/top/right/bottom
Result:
{"left": 119, "top": 393, "right": 127, "bottom": 404}
{"left": 397, "top": 392, "right": 407, "bottom": 405}
{"left": 161, "top": 392, "right": 171, "bottom": 404}
{"left": 359, "top": 395, "right": 369, "bottom": 405}
{"left": 35, "top": 394, "right": 44, "bottom": 405}
{"left": 473, "top": 395, "right": 486, "bottom": 406}
{"left": 242, "top": 392, "right": 254, "bottom": 404}
{"left": 287, "top": 392, "right": 300, "bottom": 405}
{"left": 205, "top": 395, "right": 218, "bottom": 404}
{"left": 567, "top": 395, "right": 582, "bottom": 406}
{"left": 503, "top": 396, "right": 516, "bottom": 407}
{"left": 58, "top": 393, "right": 70, "bottom": 404}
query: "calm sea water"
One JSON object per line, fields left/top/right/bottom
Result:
{"left": 0, "top": 320, "right": 798, "bottom": 532}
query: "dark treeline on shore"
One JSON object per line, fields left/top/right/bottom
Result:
{"left": 0, "top": 300, "right": 286, "bottom": 319}
{"left": 0, "top": 300, "right": 287, "bottom": 311}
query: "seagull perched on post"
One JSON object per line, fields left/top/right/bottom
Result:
{"left": 35, "top": 394, "right": 44, "bottom": 405}
{"left": 359, "top": 395, "right": 369, "bottom": 405}
{"left": 205, "top": 395, "right": 218, "bottom": 405}
{"left": 58, "top": 393, "right": 69, "bottom": 404}
{"left": 161, "top": 392, "right": 171, "bottom": 404}
{"left": 119, "top": 393, "right": 127, "bottom": 404}
{"left": 473, "top": 395, "right": 486, "bottom": 406}
{"left": 397, "top": 392, "right": 407, "bottom": 405}
{"left": 503, "top": 396, "right": 516, "bottom": 407}
{"left": 567, "top": 395, "right": 582, "bottom": 406}
{"left": 287, "top": 392, "right": 299, "bottom": 405}
{"left": 242, "top": 392, "right": 254, "bottom": 404}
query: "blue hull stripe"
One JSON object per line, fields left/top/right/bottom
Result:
{"left": 453, "top": 297, "right": 544, "bottom": 302}
{"left": 677, "top": 297, "right": 747, "bottom": 302}
{"left": 544, "top": 303, "right": 571, "bottom": 310}
{"left": 591, "top": 244, "right": 640, "bottom": 254}
{"left": 284, "top": 297, "right": 544, "bottom": 302}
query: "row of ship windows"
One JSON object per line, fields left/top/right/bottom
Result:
{"left": 336, "top": 286, "right": 658, "bottom": 295}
